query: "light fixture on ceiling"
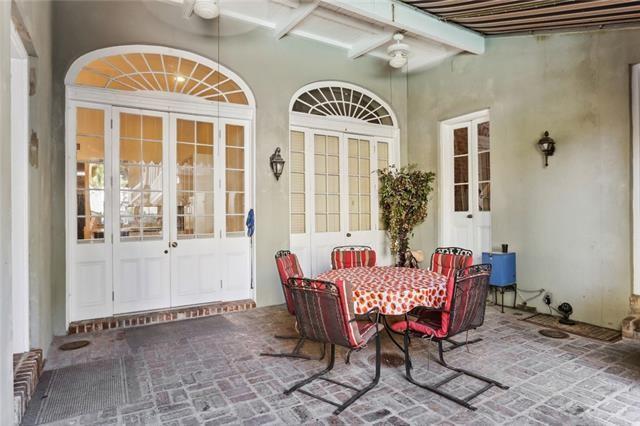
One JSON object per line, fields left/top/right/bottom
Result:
{"left": 193, "top": 0, "right": 219, "bottom": 19}
{"left": 387, "top": 33, "right": 409, "bottom": 69}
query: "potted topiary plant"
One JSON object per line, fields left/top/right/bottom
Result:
{"left": 378, "top": 165, "right": 435, "bottom": 267}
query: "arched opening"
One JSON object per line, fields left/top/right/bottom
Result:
{"left": 65, "top": 45, "right": 255, "bottom": 324}
{"left": 288, "top": 81, "right": 399, "bottom": 275}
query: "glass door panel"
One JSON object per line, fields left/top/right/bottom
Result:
{"left": 71, "top": 103, "right": 113, "bottom": 321}
{"left": 175, "top": 118, "right": 215, "bottom": 239}
{"left": 348, "top": 138, "right": 371, "bottom": 232}
{"left": 112, "top": 108, "right": 170, "bottom": 314}
{"left": 225, "top": 124, "right": 245, "bottom": 236}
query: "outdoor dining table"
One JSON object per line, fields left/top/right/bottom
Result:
{"left": 317, "top": 266, "right": 449, "bottom": 316}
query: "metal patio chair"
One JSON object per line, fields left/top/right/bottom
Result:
{"left": 259, "top": 250, "right": 324, "bottom": 360}
{"left": 331, "top": 245, "right": 377, "bottom": 269}
{"left": 392, "top": 264, "right": 509, "bottom": 411}
{"left": 283, "top": 276, "right": 381, "bottom": 415}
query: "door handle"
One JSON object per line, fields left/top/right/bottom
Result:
{"left": 466, "top": 214, "right": 473, "bottom": 219}
{"left": 171, "top": 242, "right": 178, "bottom": 248}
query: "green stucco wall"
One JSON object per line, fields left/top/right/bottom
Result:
{"left": 407, "top": 29, "right": 640, "bottom": 328}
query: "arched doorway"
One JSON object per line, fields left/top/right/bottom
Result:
{"left": 288, "top": 82, "right": 399, "bottom": 275}
{"left": 65, "top": 45, "right": 255, "bottom": 323}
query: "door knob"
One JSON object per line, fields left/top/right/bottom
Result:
{"left": 466, "top": 214, "right": 473, "bottom": 219}
{"left": 346, "top": 233, "right": 352, "bottom": 237}
{"left": 164, "top": 250, "right": 169, "bottom": 254}
{"left": 171, "top": 242, "right": 178, "bottom": 248}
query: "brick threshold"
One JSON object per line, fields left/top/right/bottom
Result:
{"left": 68, "top": 299, "right": 256, "bottom": 335}
{"left": 14, "top": 349, "right": 44, "bottom": 425}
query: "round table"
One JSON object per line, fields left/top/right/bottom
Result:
{"left": 317, "top": 266, "right": 448, "bottom": 316}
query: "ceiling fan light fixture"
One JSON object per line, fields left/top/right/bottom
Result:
{"left": 387, "top": 33, "right": 409, "bottom": 69}
{"left": 193, "top": 0, "right": 219, "bottom": 19}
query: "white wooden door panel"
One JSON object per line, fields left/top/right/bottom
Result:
{"left": 440, "top": 112, "right": 491, "bottom": 262}
{"left": 68, "top": 102, "right": 114, "bottom": 321}
{"left": 112, "top": 107, "right": 171, "bottom": 314}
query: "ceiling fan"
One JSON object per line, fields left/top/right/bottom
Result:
{"left": 160, "top": 0, "right": 220, "bottom": 20}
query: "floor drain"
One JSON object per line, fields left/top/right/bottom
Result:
{"left": 369, "top": 352, "right": 404, "bottom": 367}
{"left": 538, "top": 329, "right": 570, "bottom": 339}
{"left": 59, "top": 340, "right": 90, "bottom": 351}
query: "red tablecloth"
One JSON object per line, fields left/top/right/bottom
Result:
{"left": 317, "top": 266, "right": 448, "bottom": 316}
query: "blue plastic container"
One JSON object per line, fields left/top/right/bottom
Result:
{"left": 481, "top": 252, "right": 516, "bottom": 286}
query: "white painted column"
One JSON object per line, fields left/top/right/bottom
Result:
{"left": 633, "top": 64, "right": 640, "bottom": 297}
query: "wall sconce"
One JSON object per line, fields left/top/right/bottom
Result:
{"left": 270, "top": 147, "right": 285, "bottom": 180}
{"left": 537, "top": 131, "right": 556, "bottom": 167}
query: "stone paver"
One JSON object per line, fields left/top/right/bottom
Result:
{"left": 28, "top": 305, "right": 640, "bottom": 425}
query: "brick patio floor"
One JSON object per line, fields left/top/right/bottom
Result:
{"left": 29, "top": 304, "right": 640, "bottom": 425}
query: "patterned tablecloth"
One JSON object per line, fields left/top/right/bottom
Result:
{"left": 317, "top": 266, "right": 448, "bottom": 316}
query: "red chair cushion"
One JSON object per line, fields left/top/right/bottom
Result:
{"left": 276, "top": 252, "right": 303, "bottom": 316}
{"left": 430, "top": 252, "right": 473, "bottom": 279}
{"left": 390, "top": 317, "right": 445, "bottom": 339}
{"left": 331, "top": 249, "right": 377, "bottom": 269}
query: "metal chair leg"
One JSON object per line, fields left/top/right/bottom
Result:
{"left": 283, "top": 333, "right": 382, "bottom": 415}
{"left": 260, "top": 336, "right": 325, "bottom": 360}
{"left": 402, "top": 335, "right": 508, "bottom": 411}
{"left": 443, "top": 337, "right": 483, "bottom": 352}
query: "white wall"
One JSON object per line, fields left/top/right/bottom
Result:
{"left": 0, "top": 1, "right": 14, "bottom": 423}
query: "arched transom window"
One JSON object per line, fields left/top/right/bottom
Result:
{"left": 292, "top": 84, "right": 394, "bottom": 126}
{"left": 74, "top": 51, "right": 249, "bottom": 105}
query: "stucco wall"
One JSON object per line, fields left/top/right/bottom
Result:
{"left": 51, "top": 0, "right": 408, "bottom": 335}
{"left": 14, "top": 0, "right": 55, "bottom": 358}
{"left": 1, "top": 2, "right": 13, "bottom": 423}
{"left": 408, "top": 29, "right": 640, "bottom": 328}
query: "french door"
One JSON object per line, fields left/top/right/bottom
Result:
{"left": 440, "top": 113, "right": 491, "bottom": 261}
{"left": 290, "top": 127, "right": 394, "bottom": 276}
{"left": 69, "top": 102, "right": 252, "bottom": 321}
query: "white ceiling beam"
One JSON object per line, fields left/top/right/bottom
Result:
{"left": 271, "top": 0, "right": 300, "bottom": 8}
{"left": 320, "top": 0, "right": 485, "bottom": 54}
{"left": 274, "top": 1, "right": 320, "bottom": 39}
{"left": 348, "top": 31, "right": 395, "bottom": 59}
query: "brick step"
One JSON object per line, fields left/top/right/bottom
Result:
{"left": 13, "top": 348, "right": 44, "bottom": 425}
{"left": 68, "top": 299, "right": 256, "bottom": 334}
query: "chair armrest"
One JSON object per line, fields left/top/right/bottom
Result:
{"left": 350, "top": 307, "right": 380, "bottom": 325}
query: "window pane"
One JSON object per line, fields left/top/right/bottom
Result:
{"left": 454, "top": 156, "right": 468, "bottom": 184}
{"left": 143, "top": 141, "right": 162, "bottom": 165}
{"left": 479, "top": 182, "right": 491, "bottom": 212}
{"left": 142, "top": 116, "right": 163, "bottom": 141}
{"left": 454, "top": 127, "right": 468, "bottom": 155}
{"left": 454, "top": 185, "right": 469, "bottom": 212}
{"left": 197, "top": 145, "right": 214, "bottom": 167}
{"left": 226, "top": 125, "right": 245, "bottom": 236}
{"left": 177, "top": 143, "right": 195, "bottom": 166}
{"left": 479, "top": 152, "right": 490, "bottom": 182}
{"left": 76, "top": 107, "right": 106, "bottom": 242}
{"left": 478, "top": 122, "right": 490, "bottom": 151}
{"left": 76, "top": 136, "right": 104, "bottom": 162}
{"left": 196, "top": 122, "right": 213, "bottom": 145}
{"left": 177, "top": 119, "right": 195, "bottom": 142}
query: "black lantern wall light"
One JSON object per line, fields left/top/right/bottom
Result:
{"left": 270, "top": 147, "right": 285, "bottom": 180}
{"left": 537, "top": 131, "right": 556, "bottom": 167}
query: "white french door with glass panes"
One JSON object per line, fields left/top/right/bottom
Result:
{"left": 170, "top": 115, "right": 252, "bottom": 307}
{"left": 112, "top": 108, "right": 171, "bottom": 314}
{"left": 290, "top": 127, "right": 394, "bottom": 276}
{"left": 68, "top": 101, "right": 252, "bottom": 321}
{"left": 440, "top": 111, "right": 491, "bottom": 262}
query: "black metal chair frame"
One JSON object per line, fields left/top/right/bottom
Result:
{"left": 428, "top": 247, "right": 482, "bottom": 352}
{"left": 283, "top": 277, "right": 382, "bottom": 415}
{"left": 260, "top": 251, "right": 325, "bottom": 361}
{"left": 400, "top": 265, "right": 509, "bottom": 411}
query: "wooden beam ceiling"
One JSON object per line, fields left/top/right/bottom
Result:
{"left": 400, "top": 0, "right": 640, "bottom": 35}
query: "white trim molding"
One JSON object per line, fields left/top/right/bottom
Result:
{"left": 632, "top": 64, "right": 640, "bottom": 296}
{"left": 10, "top": 21, "right": 30, "bottom": 353}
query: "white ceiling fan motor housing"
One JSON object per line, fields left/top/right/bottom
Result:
{"left": 193, "top": 0, "right": 219, "bottom": 19}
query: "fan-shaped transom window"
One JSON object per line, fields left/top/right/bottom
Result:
{"left": 75, "top": 52, "right": 249, "bottom": 105}
{"left": 292, "top": 85, "right": 394, "bottom": 126}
